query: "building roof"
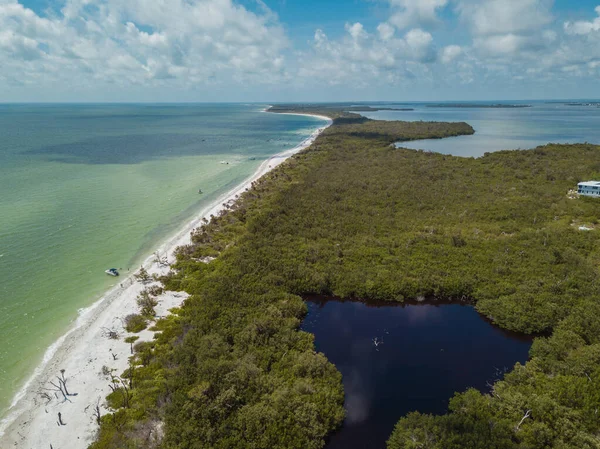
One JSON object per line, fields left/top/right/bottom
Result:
{"left": 578, "top": 181, "right": 600, "bottom": 187}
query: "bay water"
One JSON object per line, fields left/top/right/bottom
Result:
{"left": 0, "top": 104, "right": 324, "bottom": 417}
{"left": 361, "top": 101, "right": 600, "bottom": 157}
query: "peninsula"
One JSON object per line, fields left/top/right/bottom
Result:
{"left": 88, "top": 109, "right": 477, "bottom": 449}
{"left": 19, "top": 105, "right": 600, "bottom": 449}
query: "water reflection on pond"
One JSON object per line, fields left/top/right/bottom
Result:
{"left": 301, "top": 298, "right": 533, "bottom": 449}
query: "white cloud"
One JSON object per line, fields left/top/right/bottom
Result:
{"left": 564, "top": 6, "right": 600, "bottom": 35}
{"left": 457, "top": 0, "right": 553, "bottom": 36}
{"left": 455, "top": 0, "right": 554, "bottom": 59}
{"left": 388, "top": 0, "right": 448, "bottom": 30}
{"left": 404, "top": 28, "right": 434, "bottom": 60}
{"left": 447, "top": 3, "right": 600, "bottom": 87}
{"left": 473, "top": 34, "right": 523, "bottom": 55}
{"left": 0, "top": 30, "right": 44, "bottom": 60}
{"left": 440, "top": 45, "right": 462, "bottom": 63}
{"left": 1, "top": 0, "right": 600, "bottom": 100}
{"left": 377, "top": 23, "right": 395, "bottom": 41}
{"left": 346, "top": 22, "right": 368, "bottom": 41}
{"left": 0, "top": 0, "right": 288, "bottom": 89}
{"left": 299, "top": 24, "right": 436, "bottom": 85}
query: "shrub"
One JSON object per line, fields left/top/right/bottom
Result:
{"left": 124, "top": 314, "right": 147, "bottom": 333}
{"left": 137, "top": 290, "right": 159, "bottom": 317}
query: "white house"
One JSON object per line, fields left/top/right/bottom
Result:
{"left": 577, "top": 181, "right": 600, "bottom": 197}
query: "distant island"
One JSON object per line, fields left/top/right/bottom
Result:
{"left": 268, "top": 104, "right": 415, "bottom": 116}
{"left": 88, "top": 104, "right": 600, "bottom": 449}
{"left": 426, "top": 103, "right": 531, "bottom": 108}
{"left": 564, "top": 102, "right": 600, "bottom": 107}
{"left": 344, "top": 106, "right": 415, "bottom": 112}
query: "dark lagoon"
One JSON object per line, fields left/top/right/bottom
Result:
{"left": 301, "top": 298, "right": 533, "bottom": 449}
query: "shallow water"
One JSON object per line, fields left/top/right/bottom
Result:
{"left": 0, "top": 104, "right": 325, "bottom": 416}
{"left": 301, "top": 298, "right": 532, "bottom": 449}
{"left": 360, "top": 101, "right": 600, "bottom": 157}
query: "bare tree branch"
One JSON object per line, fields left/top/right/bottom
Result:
{"left": 515, "top": 409, "right": 531, "bottom": 431}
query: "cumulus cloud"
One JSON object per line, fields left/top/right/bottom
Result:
{"left": 564, "top": 6, "right": 600, "bottom": 35}
{"left": 388, "top": 0, "right": 448, "bottom": 30}
{"left": 455, "top": 0, "right": 554, "bottom": 58}
{"left": 377, "top": 23, "right": 395, "bottom": 41}
{"left": 299, "top": 23, "right": 437, "bottom": 85}
{"left": 440, "top": 45, "right": 462, "bottom": 63}
{"left": 457, "top": 0, "right": 553, "bottom": 36}
{"left": 0, "top": 0, "right": 288, "bottom": 89}
{"left": 451, "top": 3, "right": 600, "bottom": 83}
{"left": 544, "top": 6, "right": 600, "bottom": 75}
{"left": 298, "top": 0, "right": 600, "bottom": 93}
{"left": 346, "top": 22, "right": 368, "bottom": 41}
{"left": 1, "top": 0, "right": 600, "bottom": 99}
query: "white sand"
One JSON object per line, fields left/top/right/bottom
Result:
{"left": 0, "top": 113, "right": 332, "bottom": 449}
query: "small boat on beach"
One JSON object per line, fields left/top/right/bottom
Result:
{"left": 105, "top": 268, "right": 119, "bottom": 276}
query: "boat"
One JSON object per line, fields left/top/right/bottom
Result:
{"left": 198, "top": 189, "right": 203, "bottom": 194}
{"left": 105, "top": 268, "right": 119, "bottom": 276}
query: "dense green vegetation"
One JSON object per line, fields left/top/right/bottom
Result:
{"left": 124, "top": 313, "right": 147, "bottom": 333}
{"left": 91, "top": 108, "right": 600, "bottom": 449}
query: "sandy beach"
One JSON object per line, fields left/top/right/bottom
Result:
{"left": 0, "top": 112, "right": 332, "bottom": 449}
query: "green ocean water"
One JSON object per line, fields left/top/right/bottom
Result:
{"left": 0, "top": 104, "right": 325, "bottom": 417}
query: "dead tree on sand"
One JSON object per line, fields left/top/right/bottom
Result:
{"left": 101, "top": 327, "right": 120, "bottom": 340}
{"left": 134, "top": 266, "right": 152, "bottom": 284}
{"left": 108, "top": 375, "right": 132, "bottom": 409}
{"left": 85, "top": 397, "right": 103, "bottom": 425}
{"left": 153, "top": 251, "right": 169, "bottom": 268}
{"left": 43, "top": 369, "right": 77, "bottom": 403}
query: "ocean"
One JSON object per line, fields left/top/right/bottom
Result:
{"left": 0, "top": 104, "right": 324, "bottom": 417}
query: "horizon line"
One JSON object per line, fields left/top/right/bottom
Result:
{"left": 0, "top": 98, "right": 599, "bottom": 105}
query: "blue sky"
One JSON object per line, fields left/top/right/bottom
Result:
{"left": 2, "top": 0, "right": 600, "bottom": 102}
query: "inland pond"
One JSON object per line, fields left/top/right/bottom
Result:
{"left": 301, "top": 298, "right": 533, "bottom": 449}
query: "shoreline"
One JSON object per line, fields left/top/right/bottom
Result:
{"left": 260, "top": 105, "right": 333, "bottom": 123}
{"left": 0, "top": 112, "right": 332, "bottom": 449}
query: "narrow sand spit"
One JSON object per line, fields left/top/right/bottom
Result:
{"left": 0, "top": 113, "right": 331, "bottom": 449}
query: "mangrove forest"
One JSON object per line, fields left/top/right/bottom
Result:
{"left": 90, "top": 107, "right": 600, "bottom": 449}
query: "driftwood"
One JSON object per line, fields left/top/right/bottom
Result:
{"left": 153, "top": 251, "right": 169, "bottom": 268}
{"left": 42, "top": 369, "right": 77, "bottom": 404}
{"left": 101, "top": 327, "right": 120, "bottom": 340}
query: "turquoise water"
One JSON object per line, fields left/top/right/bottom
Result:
{"left": 0, "top": 104, "right": 325, "bottom": 416}
{"left": 361, "top": 101, "right": 600, "bottom": 157}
